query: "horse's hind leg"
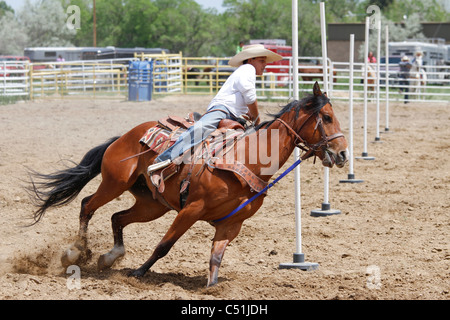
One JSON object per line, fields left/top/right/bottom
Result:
{"left": 61, "top": 179, "right": 129, "bottom": 268}
{"left": 98, "top": 193, "right": 169, "bottom": 270}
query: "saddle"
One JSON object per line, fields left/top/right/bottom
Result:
{"left": 139, "top": 112, "right": 268, "bottom": 208}
{"left": 159, "top": 112, "right": 246, "bottom": 132}
{"left": 140, "top": 112, "right": 246, "bottom": 159}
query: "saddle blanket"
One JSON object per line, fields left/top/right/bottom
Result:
{"left": 139, "top": 125, "right": 243, "bottom": 158}
{"left": 140, "top": 127, "right": 177, "bottom": 154}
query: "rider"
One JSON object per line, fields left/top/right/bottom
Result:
{"left": 398, "top": 55, "right": 412, "bottom": 104}
{"left": 411, "top": 51, "right": 423, "bottom": 65}
{"left": 147, "top": 44, "right": 283, "bottom": 174}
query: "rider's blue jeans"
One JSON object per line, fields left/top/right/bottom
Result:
{"left": 155, "top": 105, "right": 236, "bottom": 162}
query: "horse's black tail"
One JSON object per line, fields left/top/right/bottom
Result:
{"left": 28, "top": 136, "right": 120, "bottom": 225}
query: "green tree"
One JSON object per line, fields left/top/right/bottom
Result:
{"left": 222, "top": 0, "right": 290, "bottom": 53}
{"left": 221, "top": 0, "right": 322, "bottom": 56}
{"left": 18, "top": 0, "right": 75, "bottom": 47}
{"left": 68, "top": 0, "right": 222, "bottom": 56}
{"left": 118, "top": 0, "right": 158, "bottom": 48}
{"left": 0, "top": 12, "right": 28, "bottom": 55}
{"left": 325, "top": 0, "right": 362, "bottom": 23}
{"left": 297, "top": 0, "right": 321, "bottom": 56}
{"left": 143, "top": 0, "right": 218, "bottom": 56}
{"left": 95, "top": 0, "right": 125, "bottom": 47}
{"left": 0, "top": 0, "right": 14, "bottom": 16}
{"left": 384, "top": 0, "right": 449, "bottom": 22}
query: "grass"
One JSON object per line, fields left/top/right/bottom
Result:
{"left": 0, "top": 95, "right": 29, "bottom": 105}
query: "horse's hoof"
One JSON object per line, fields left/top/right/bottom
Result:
{"left": 61, "top": 246, "right": 91, "bottom": 268}
{"left": 206, "top": 279, "right": 218, "bottom": 288}
{"left": 129, "top": 269, "right": 145, "bottom": 278}
{"left": 97, "top": 255, "right": 111, "bottom": 271}
{"left": 61, "top": 247, "right": 81, "bottom": 268}
{"left": 97, "top": 246, "right": 125, "bottom": 271}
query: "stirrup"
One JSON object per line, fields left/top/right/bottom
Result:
{"left": 147, "top": 159, "right": 172, "bottom": 175}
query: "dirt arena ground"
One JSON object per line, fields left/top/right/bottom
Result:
{"left": 0, "top": 93, "right": 448, "bottom": 301}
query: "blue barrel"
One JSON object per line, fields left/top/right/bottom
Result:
{"left": 128, "top": 60, "right": 153, "bottom": 101}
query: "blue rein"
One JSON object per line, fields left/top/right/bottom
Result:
{"left": 212, "top": 159, "right": 302, "bottom": 223}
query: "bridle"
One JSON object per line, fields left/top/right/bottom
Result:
{"left": 276, "top": 110, "right": 344, "bottom": 161}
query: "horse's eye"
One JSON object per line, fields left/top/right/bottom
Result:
{"left": 323, "top": 114, "right": 332, "bottom": 123}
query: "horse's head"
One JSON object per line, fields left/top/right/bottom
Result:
{"left": 286, "top": 82, "right": 348, "bottom": 168}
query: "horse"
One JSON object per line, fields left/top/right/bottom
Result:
{"left": 184, "top": 66, "right": 202, "bottom": 86}
{"left": 299, "top": 65, "right": 337, "bottom": 83}
{"left": 28, "top": 82, "right": 348, "bottom": 287}
{"left": 358, "top": 63, "right": 376, "bottom": 101}
{"left": 366, "top": 64, "right": 376, "bottom": 86}
{"left": 409, "top": 53, "right": 427, "bottom": 98}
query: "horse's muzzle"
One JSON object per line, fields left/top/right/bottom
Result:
{"left": 322, "top": 148, "right": 348, "bottom": 168}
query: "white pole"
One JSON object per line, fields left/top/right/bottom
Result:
{"left": 349, "top": 35, "right": 355, "bottom": 175}
{"left": 291, "top": 0, "right": 301, "bottom": 255}
{"left": 280, "top": 0, "right": 318, "bottom": 270}
{"left": 321, "top": 2, "right": 330, "bottom": 205}
{"left": 294, "top": 147, "right": 301, "bottom": 254}
{"left": 363, "top": 17, "right": 369, "bottom": 154}
{"left": 340, "top": 34, "right": 363, "bottom": 184}
{"left": 385, "top": 25, "right": 390, "bottom": 132}
{"left": 311, "top": 2, "right": 341, "bottom": 216}
{"left": 375, "top": 19, "right": 381, "bottom": 142}
{"left": 356, "top": 17, "right": 375, "bottom": 160}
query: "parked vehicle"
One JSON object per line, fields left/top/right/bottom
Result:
{"left": 24, "top": 47, "right": 169, "bottom": 63}
{"left": 379, "top": 56, "right": 401, "bottom": 84}
{"left": 250, "top": 39, "right": 292, "bottom": 85}
{"left": 0, "top": 56, "right": 29, "bottom": 77}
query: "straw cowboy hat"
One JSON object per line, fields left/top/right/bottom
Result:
{"left": 228, "top": 44, "right": 283, "bottom": 67}
{"left": 401, "top": 55, "right": 410, "bottom": 61}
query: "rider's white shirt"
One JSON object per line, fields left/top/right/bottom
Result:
{"left": 207, "top": 64, "right": 257, "bottom": 117}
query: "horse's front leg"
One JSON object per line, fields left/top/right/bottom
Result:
{"left": 207, "top": 222, "right": 242, "bottom": 287}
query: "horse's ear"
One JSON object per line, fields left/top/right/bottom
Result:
{"left": 313, "top": 81, "right": 322, "bottom": 96}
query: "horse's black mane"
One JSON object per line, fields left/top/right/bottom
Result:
{"left": 255, "top": 93, "right": 330, "bottom": 131}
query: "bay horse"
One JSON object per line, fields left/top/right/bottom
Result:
{"left": 299, "top": 65, "right": 337, "bottom": 83}
{"left": 28, "top": 82, "right": 348, "bottom": 287}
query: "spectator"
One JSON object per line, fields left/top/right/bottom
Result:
{"left": 236, "top": 41, "right": 245, "bottom": 54}
{"left": 398, "top": 56, "right": 412, "bottom": 103}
